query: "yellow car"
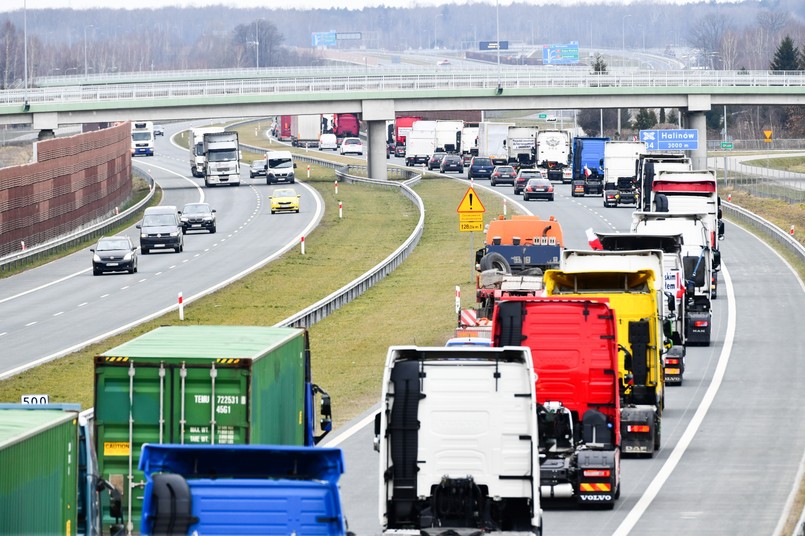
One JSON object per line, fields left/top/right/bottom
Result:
{"left": 269, "top": 188, "right": 300, "bottom": 214}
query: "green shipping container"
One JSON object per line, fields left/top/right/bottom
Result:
{"left": 94, "top": 325, "right": 310, "bottom": 529}
{"left": 0, "top": 409, "right": 79, "bottom": 536}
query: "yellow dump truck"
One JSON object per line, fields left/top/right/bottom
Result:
{"left": 544, "top": 251, "right": 666, "bottom": 457}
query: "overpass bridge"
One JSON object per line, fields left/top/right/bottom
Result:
{"left": 2, "top": 66, "right": 804, "bottom": 179}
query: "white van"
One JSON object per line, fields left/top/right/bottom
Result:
{"left": 319, "top": 133, "right": 338, "bottom": 151}
{"left": 264, "top": 150, "right": 297, "bottom": 185}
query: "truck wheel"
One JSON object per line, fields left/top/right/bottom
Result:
{"left": 479, "top": 252, "right": 511, "bottom": 274}
{"left": 654, "top": 420, "right": 661, "bottom": 451}
{"left": 654, "top": 193, "right": 669, "bottom": 212}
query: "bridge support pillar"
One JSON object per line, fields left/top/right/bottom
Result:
{"left": 685, "top": 111, "right": 707, "bottom": 170}
{"left": 684, "top": 95, "right": 710, "bottom": 170}
{"left": 37, "top": 129, "right": 56, "bottom": 140}
{"left": 362, "top": 99, "right": 395, "bottom": 181}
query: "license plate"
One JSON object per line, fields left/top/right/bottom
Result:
{"left": 106, "top": 262, "right": 118, "bottom": 266}
{"left": 155, "top": 244, "right": 166, "bottom": 248}
{"left": 665, "top": 368, "right": 680, "bottom": 374}
{"left": 192, "top": 224, "right": 201, "bottom": 227}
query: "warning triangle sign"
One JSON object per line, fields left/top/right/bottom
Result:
{"left": 457, "top": 186, "right": 486, "bottom": 213}
{"left": 763, "top": 130, "right": 773, "bottom": 141}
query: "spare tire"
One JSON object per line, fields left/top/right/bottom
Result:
{"left": 479, "top": 252, "right": 511, "bottom": 274}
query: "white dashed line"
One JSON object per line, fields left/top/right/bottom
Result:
{"left": 53, "top": 311, "right": 64, "bottom": 316}
{"left": 25, "top": 321, "right": 37, "bottom": 327}
{"left": 77, "top": 302, "right": 88, "bottom": 307}
{"left": 100, "top": 294, "right": 110, "bottom": 299}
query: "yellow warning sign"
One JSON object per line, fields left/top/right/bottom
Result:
{"left": 763, "top": 130, "right": 773, "bottom": 142}
{"left": 456, "top": 186, "right": 486, "bottom": 213}
{"left": 104, "top": 442, "right": 131, "bottom": 456}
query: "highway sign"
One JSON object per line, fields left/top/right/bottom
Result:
{"left": 311, "top": 32, "right": 337, "bottom": 47}
{"left": 639, "top": 129, "right": 699, "bottom": 151}
{"left": 538, "top": 113, "right": 548, "bottom": 119}
{"left": 720, "top": 142, "right": 733, "bottom": 150}
{"left": 479, "top": 41, "right": 509, "bottom": 51}
{"left": 457, "top": 186, "right": 486, "bottom": 213}
{"left": 542, "top": 42, "right": 580, "bottom": 65}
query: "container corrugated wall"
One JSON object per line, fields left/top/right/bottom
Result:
{"left": 0, "top": 409, "right": 79, "bottom": 535}
{"left": 93, "top": 326, "right": 309, "bottom": 530}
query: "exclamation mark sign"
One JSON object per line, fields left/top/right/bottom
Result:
{"left": 469, "top": 193, "right": 473, "bottom": 210}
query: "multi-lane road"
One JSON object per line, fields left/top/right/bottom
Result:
{"left": 1, "top": 134, "right": 804, "bottom": 535}
{"left": 0, "top": 122, "right": 323, "bottom": 379}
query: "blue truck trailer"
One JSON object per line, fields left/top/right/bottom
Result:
{"left": 571, "top": 136, "right": 609, "bottom": 197}
{"left": 139, "top": 443, "right": 349, "bottom": 535}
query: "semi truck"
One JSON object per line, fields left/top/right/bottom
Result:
{"left": 544, "top": 252, "right": 666, "bottom": 457}
{"left": 189, "top": 126, "right": 225, "bottom": 178}
{"left": 93, "top": 326, "right": 333, "bottom": 532}
{"left": 374, "top": 345, "right": 543, "bottom": 535}
{"left": 434, "top": 119, "right": 464, "bottom": 153}
{"left": 139, "top": 444, "right": 349, "bottom": 536}
{"left": 636, "top": 153, "right": 692, "bottom": 211}
{"left": 571, "top": 136, "right": 609, "bottom": 196}
{"left": 477, "top": 121, "right": 514, "bottom": 165}
{"left": 460, "top": 125, "right": 479, "bottom": 164}
{"left": 202, "top": 131, "right": 240, "bottom": 187}
{"left": 404, "top": 128, "right": 437, "bottom": 166}
{"left": 333, "top": 113, "right": 360, "bottom": 139}
{"left": 390, "top": 115, "right": 422, "bottom": 156}
{"left": 492, "top": 298, "right": 622, "bottom": 508}
{"left": 131, "top": 121, "right": 155, "bottom": 157}
{"left": 278, "top": 115, "right": 293, "bottom": 141}
{"left": 0, "top": 404, "right": 123, "bottom": 536}
{"left": 536, "top": 130, "right": 572, "bottom": 183}
{"left": 631, "top": 211, "right": 716, "bottom": 346}
{"left": 473, "top": 215, "right": 564, "bottom": 320}
{"left": 594, "top": 232, "right": 688, "bottom": 384}
{"left": 506, "top": 126, "right": 539, "bottom": 169}
{"left": 291, "top": 114, "right": 322, "bottom": 148}
{"left": 602, "top": 140, "right": 646, "bottom": 207}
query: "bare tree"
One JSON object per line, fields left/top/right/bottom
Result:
{"left": 688, "top": 13, "right": 732, "bottom": 68}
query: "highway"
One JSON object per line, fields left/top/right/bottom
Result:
{"left": 0, "top": 122, "right": 323, "bottom": 378}
{"left": 326, "top": 158, "right": 805, "bottom": 535}
{"left": 1, "top": 139, "right": 803, "bottom": 534}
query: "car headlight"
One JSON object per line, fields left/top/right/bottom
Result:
{"left": 170, "top": 231, "right": 180, "bottom": 237}
{"left": 141, "top": 233, "right": 147, "bottom": 238}
{"left": 180, "top": 217, "right": 188, "bottom": 223}
{"left": 123, "top": 252, "right": 133, "bottom": 261}
{"left": 93, "top": 254, "right": 101, "bottom": 262}
{"left": 203, "top": 216, "right": 213, "bottom": 221}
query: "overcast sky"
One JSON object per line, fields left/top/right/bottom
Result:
{"left": 2, "top": 0, "right": 741, "bottom": 13}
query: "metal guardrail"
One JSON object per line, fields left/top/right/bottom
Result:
{"left": 721, "top": 200, "right": 805, "bottom": 260}
{"left": 0, "top": 169, "right": 155, "bottom": 273}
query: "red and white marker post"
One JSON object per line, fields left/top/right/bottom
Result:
{"left": 178, "top": 292, "right": 184, "bottom": 321}
{"left": 300, "top": 236, "right": 306, "bottom": 255}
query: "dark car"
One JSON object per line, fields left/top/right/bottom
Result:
{"left": 153, "top": 125, "right": 165, "bottom": 137}
{"left": 427, "top": 152, "right": 447, "bottom": 171}
{"left": 249, "top": 159, "right": 267, "bottom": 178}
{"left": 440, "top": 154, "right": 464, "bottom": 173}
{"left": 523, "top": 178, "right": 555, "bottom": 201}
{"left": 179, "top": 202, "right": 217, "bottom": 234}
{"left": 91, "top": 235, "right": 138, "bottom": 275}
{"left": 137, "top": 205, "right": 183, "bottom": 253}
{"left": 490, "top": 165, "right": 517, "bottom": 186}
{"left": 467, "top": 156, "right": 494, "bottom": 180}
{"left": 514, "top": 168, "right": 542, "bottom": 195}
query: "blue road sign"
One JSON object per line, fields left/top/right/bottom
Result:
{"left": 639, "top": 129, "right": 699, "bottom": 151}
{"left": 312, "top": 32, "right": 337, "bottom": 47}
{"left": 542, "top": 42, "right": 580, "bottom": 65}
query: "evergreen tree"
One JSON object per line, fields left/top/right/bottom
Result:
{"left": 659, "top": 108, "right": 666, "bottom": 124}
{"left": 633, "top": 108, "right": 657, "bottom": 130}
{"left": 591, "top": 53, "right": 607, "bottom": 74}
{"left": 770, "top": 36, "right": 799, "bottom": 71}
{"left": 667, "top": 109, "right": 679, "bottom": 126}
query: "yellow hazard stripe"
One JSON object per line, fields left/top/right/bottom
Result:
{"left": 215, "top": 358, "right": 241, "bottom": 364}
{"left": 580, "top": 483, "right": 612, "bottom": 492}
{"left": 104, "top": 356, "right": 129, "bottom": 362}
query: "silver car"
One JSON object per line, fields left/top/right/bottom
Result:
{"left": 250, "top": 159, "right": 267, "bottom": 178}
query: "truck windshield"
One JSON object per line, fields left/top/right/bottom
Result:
{"left": 268, "top": 158, "right": 292, "bottom": 169}
{"left": 132, "top": 132, "right": 152, "bottom": 141}
{"left": 208, "top": 149, "right": 237, "bottom": 162}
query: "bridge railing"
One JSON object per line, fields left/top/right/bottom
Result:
{"left": 3, "top": 69, "right": 805, "bottom": 107}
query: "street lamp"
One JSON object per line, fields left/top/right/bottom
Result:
{"left": 434, "top": 13, "right": 443, "bottom": 50}
{"left": 23, "top": 0, "right": 28, "bottom": 92}
{"left": 621, "top": 14, "right": 631, "bottom": 68}
{"left": 84, "top": 25, "right": 94, "bottom": 77}
{"left": 496, "top": 0, "right": 501, "bottom": 85}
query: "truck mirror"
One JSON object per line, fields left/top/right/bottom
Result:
{"left": 373, "top": 413, "right": 382, "bottom": 452}
{"left": 293, "top": 163, "right": 298, "bottom": 168}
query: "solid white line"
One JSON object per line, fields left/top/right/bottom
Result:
{"left": 323, "top": 408, "right": 381, "bottom": 448}
{"left": 612, "top": 262, "right": 737, "bottom": 535}
{"left": 0, "top": 268, "right": 91, "bottom": 304}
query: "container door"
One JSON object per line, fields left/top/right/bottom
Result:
{"left": 171, "top": 363, "right": 251, "bottom": 445}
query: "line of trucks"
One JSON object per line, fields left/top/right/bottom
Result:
{"left": 275, "top": 113, "right": 361, "bottom": 148}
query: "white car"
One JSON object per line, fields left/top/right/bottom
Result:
{"left": 339, "top": 137, "right": 364, "bottom": 156}
{"left": 319, "top": 133, "right": 338, "bottom": 151}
